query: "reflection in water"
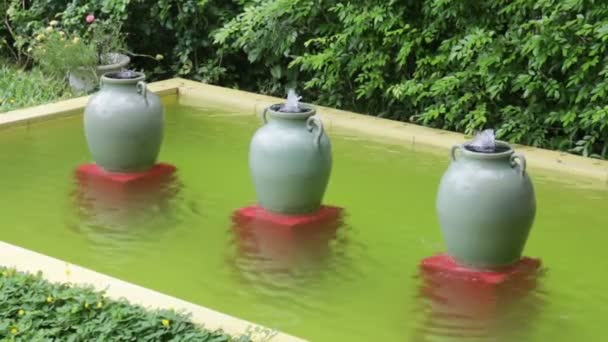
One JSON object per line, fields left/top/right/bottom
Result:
{"left": 413, "top": 265, "right": 545, "bottom": 341}
{"left": 229, "top": 210, "right": 351, "bottom": 292}
{"left": 69, "top": 168, "right": 181, "bottom": 265}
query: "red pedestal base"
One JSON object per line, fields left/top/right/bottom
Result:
{"left": 75, "top": 163, "right": 177, "bottom": 187}
{"left": 420, "top": 254, "right": 541, "bottom": 285}
{"left": 233, "top": 205, "right": 343, "bottom": 229}
{"left": 231, "top": 205, "right": 344, "bottom": 273}
{"left": 72, "top": 163, "right": 180, "bottom": 255}
{"left": 416, "top": 254, "right": 543, "bottom": 340}
{"left": 74, "top": 163, "right": 179, "bottom": 210}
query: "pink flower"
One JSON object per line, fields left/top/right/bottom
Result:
{"left": 86, "top": 14, "right": 95, "bottom": 23}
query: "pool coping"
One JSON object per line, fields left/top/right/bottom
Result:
{"left": 175, "top": 79, "right": 608, "bottom": 184}
{"left": 3, "top": 77, "right": 608, "bottom": 183}
{"left": 0, "top": 241, "right": 305, "bottom": 342}
{"left": 1, "top": 76, "right": 607, "bottom": 340}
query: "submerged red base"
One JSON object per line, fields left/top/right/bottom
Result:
{"left": 75, "top": 162, "right": 179, "bottom": 212}
{"left": 233, "top": 205, "right": 343, "bottom": 228}
{"left": 420, "top": 254, "right": 541, "bottom": 285}
{"left": 75, "top": 163, "right": 176, "bottom": 186}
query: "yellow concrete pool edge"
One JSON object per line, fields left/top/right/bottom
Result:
{"left": 176, "top": 78, "right": 608, "bottom": 183}
{"left": 0, "top": 78, "right": 180, "bottom": 129}
{"left": 0, "top": 241, "right": 306, "bottom": 342}
{"left": 3, "top": 76, "right": 608, "bottom": 182}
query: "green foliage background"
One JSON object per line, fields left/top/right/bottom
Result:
{"left": 2, "top": 0, "right": 608, "bottom": 157}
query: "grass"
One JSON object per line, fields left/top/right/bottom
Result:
{"left": 0, "top": 60, "right": 72, "bottom": 113}
{"left": 0, "top": 266, "right": 252, "bottom": 341}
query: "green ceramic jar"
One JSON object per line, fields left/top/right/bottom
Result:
{"left": 249, "top": 103, "right": 332, "bottom": 214}
{"left": 436, "top": 141, "right": 536, "bottom": 269}
{"left": 83, "top": 71, "right": 163, "bottom": 172}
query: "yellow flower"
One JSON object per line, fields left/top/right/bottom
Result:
{"left": 18, "top": 309, "right": 25, "bottom": 316}
{"left": 10, "top": 328, "right": 18, "bottom": 334}
{"left": 96, "top": 301, "right": 103, "bottom": 308}
{"left": 45, "top": 26, "right": 53, "bottom": 32}
{"left": 59, "top": 31, "right": 65, "bottom": 37}
{"left": 84, "top": 303, "right": 90, "bottom": 309}
{"left": 46, "top": 296, "right": 54, "bottom": 303}
{"left": 49, "top": 20, "right": 59, "bottom": 26}
{"left": 161, "top": 319, "right": 170, "bottom": 327}
{"left": 9, "top": 99, "right": 14, "bottom": 104}
{"left": 155, "top": 54, "right": 164, "bottom": 61}
{"left": 35, "top": 34, "right": 45, "bottom": 41}
{"left": 72, "top": 37, "right": 80, "bottom": 44}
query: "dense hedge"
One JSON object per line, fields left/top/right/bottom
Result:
{"left": 216, "top": 0, "right": 608, "bottom": 158}
{"left": 0, "top": 267, "right": 250, "bottom": 341}
{"left": 2, "top": 0, "right": 608, "bottom": 157}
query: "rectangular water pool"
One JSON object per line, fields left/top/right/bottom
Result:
{"left": 1, "top": 95, "right": 607, "bottom": 341}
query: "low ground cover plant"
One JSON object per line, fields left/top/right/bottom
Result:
{"left": 0, "top": 266, "right": 251, "bottom": 341}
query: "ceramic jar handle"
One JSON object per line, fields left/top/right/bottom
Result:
{"left": 261, "top": 108, "right": 269, "bottom": 124}
{"left": 450, "top": 145, "right": 460, "bottom": 161}
{"left": 510, "top": 153, "right": 527, "bottom": 176}
{"left": 136, "top": 81, "right": 148, "bottom": 103}
{"left": 306, "top": 116, "right": 324, "bottom": 149}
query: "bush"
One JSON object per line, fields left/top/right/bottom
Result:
{"left": 217, "top": 0, "right": 608, "bottom": 158}
{"left": 0, "top": 61, "right": 71, "bottom": 112}
{"left": 29, "top": 25, "right": 98, "bottom": 78}
{"left": 0, "top": 266, "right": 251, "bottom": 341}
{"left": 3, "top": 0, "right": 608, "bottom": 158}
{"left": 1, "top": 0, "right": 243, "bottom": 84}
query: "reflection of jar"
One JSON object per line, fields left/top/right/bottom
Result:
{"left": 436, "top": 141, "right": 536, "bottom": 269}
{"left": 84, "top": 71, "right": 163, "bottom": 172}
{"left": 232, "top": 215, "right": 342, "bottom": 271}
{"left": 414, "top": 264, "right": 542, "bottom": 342}
{"left": 71, "top": 169, "right": 179, "bottom": 260}
{"left": 249, "top": 104, "right": 332, "bottom": 214}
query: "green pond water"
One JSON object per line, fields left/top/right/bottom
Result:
{"left": 1, "top": 96, "right": 607, "bottom": 341}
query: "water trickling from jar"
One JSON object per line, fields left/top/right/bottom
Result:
{"left": 466, "top": 129, "right": 503, "bottom": 153}
{"left": 280, "top": 89, "right": 303, "bottom": 113}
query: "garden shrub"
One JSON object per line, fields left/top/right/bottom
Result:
{"left": 0, "top": 0, "right": 244, "bottom": 84}
{"left": 0, "top": 61, "right": 71, "bottom": 112}
{"left": 217, "top": 0, "right": 608, "bottom": 158}
{"left": 0, "top": 266, "right": 251, "bottom": 341}
{"left": 3, "top": 0, "right": 608, "bottom": 158}
{"left": 121, "top": 0, "right": 244, "bottom": 84}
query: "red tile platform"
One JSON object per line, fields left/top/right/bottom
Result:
{"left": 417, "top": 256, "right": 543, "bottom": 339}
{"left": 74, "top": 163, "right": 178, "bottom": 210}
{"left": 75, "top": 163, "right": 176, "bottom": 187}
{"left": 420, "top": 254, "right": 541, "bottom": 285}
{"left": 231, "top": 205, "right": 344, "bottom": 270}
{"left": 233, "top": 205, "right": 343, "bottom": 229}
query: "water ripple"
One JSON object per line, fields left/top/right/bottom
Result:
{"left": 411, "top": 267, "right": 548, "bottom": 342}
